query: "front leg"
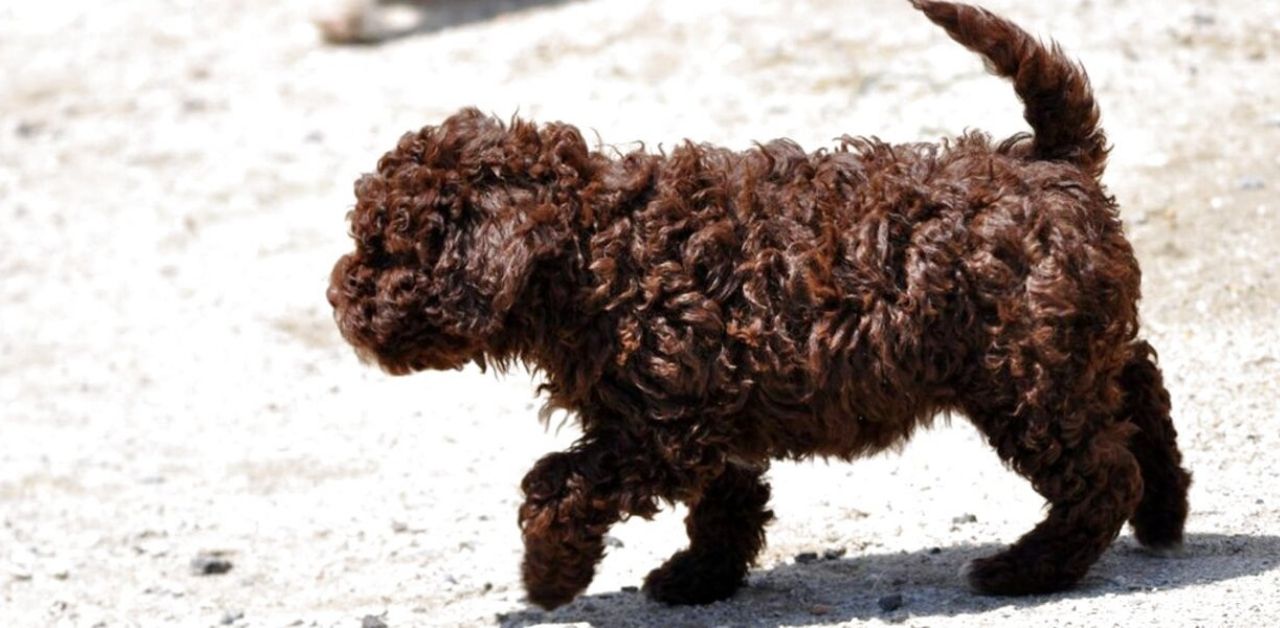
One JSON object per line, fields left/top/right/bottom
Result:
{"left": 643, "top": 463, "right": 774, "bottom": 605}
{"left": 517, "top": 434, "right": 666, "bottom": 609}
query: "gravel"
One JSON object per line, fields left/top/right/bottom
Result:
{"left": 877, "top": 593, "right": 905, "bottom": 613}
{"left": 190, "top": 552, "right": 235, "bottom": 577}
{"left": 794, "top": 552, "right": 821, "bottom": 565}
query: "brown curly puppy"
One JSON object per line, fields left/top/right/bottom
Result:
{"left": 327, "top": 0, "right": 1191, "bottom": 610}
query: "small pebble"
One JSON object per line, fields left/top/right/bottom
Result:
{"left": 952, "top": 513, "right": 978, "bottom": 524}
{"left": 795, "top": 552, "right": 820, "bottom": 564}
{"left": 823, "top": 547, "right": 846, "bottom": 560}
{"left": 221, "top": 609, "right": 244, "bottom": 625}
{"left": 621, "top": 585, "right": 639, "bottom": 593}
{"left": 929, "top": 547, "right": 942, "bottom": 555}
{"left": 1191, "top": 12, "right": 1216, "bottom": 26}
{"left": 603, "top": 535, "right": 624, "bottom": 548}
{"left": 361, "top": 615, "right": 388, "bottom": 628}
{"left": 877, "top": 593, "right": 904, "bottom": 612}
{"left": 1238, "top": 176, "right": 1265, "bottom": 191}
{"left": 14, "top": 121, "right": 41, "bottom": 138}
{"left": 190, "top": 551, "right": 233, "bottom": 576}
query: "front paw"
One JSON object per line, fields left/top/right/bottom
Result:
{"left": 643, "top": 549, "right": 747, "bottom": 605}
{"left": 521, "top": 530, "right": 601, "bottom": 610}
{"left": 523, "top": 561, "right": 584, "bottom": 610}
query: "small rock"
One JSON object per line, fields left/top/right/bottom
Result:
{"left": 1238, "top": 176, "right": 1265, "bottom": 191}
{"left": 621, "top": 585, "right": 639, "bottom": 593}
{"left": 1191, "top": 12, "right": 1216, "bottom": 26}
{"left": 952, "top": 513, "right": 978, "bottom": 524}
{"left": 603, "top": 535, "right": 624, "bottom": 549}
{"left": 929, "top": 547, "right": 942, "bottom": 555}
{"left": 390, "top": 521, "right": 409, "bottom": 533}
{"left": 877, "top": 593, "right": 904, "bottom": 612}
{"left": 794, "top": 551, "right": 820, "bottom": 564}
{"left": 190, "top": 551, "right": 233, "bottom": 576}
{"left": 14, "top": 121, "right": 42, "bottom": 138}
{"left": 221, "top": 609, "right": 245, "bottom": 625}
{"left": 361, "top": 615, "right": 388, "bottom": 628}
{"left": 823, "top": 547, "right": 846, "bottom": 560}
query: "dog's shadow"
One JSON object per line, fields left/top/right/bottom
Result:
{"left": 498, "top": 533, "right": 1279, "bottom": 627}
{"left": 344, "top": 0, "right": 578, "bottom": 44}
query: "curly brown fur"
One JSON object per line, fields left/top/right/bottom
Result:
{"left": 327, "top": 0, "right": 1191, "bottom": 609}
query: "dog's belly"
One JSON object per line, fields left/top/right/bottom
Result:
{"left": 733, "top": 384, "right": 944, "bottom": 462}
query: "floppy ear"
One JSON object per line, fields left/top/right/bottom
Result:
{"left": 447, "top": 199, "right": 575, "bottom": 336}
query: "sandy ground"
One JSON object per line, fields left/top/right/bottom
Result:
{"left": 2, "top": 0, "right": 1279, "bottom": 626}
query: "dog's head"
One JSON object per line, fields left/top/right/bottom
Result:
{"left": 327, "top": 109, "right": 592, "bottom": 374}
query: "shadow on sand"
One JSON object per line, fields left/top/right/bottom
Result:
{"left": 337, "top": 0, "right": 578, "bottom": 44}
{"left": 498, "top": 533, "right": 1279, "bottom": 627}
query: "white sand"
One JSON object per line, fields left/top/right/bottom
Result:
{"left": 2, "top": 1, "right": 1278, "bottom": 626}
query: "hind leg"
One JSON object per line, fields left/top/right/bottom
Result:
{"left": 965, "top": 397, "right": 1143, "bottom": 594}
{"left": 643, "top": 463, "right": 774, "bottom": 605}
{"left": 1120, "top": 341, "right": 1191, "bottom": 551}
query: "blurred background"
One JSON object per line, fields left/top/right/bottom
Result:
{"left": 2, "top": 0, "right": 1278, "bottom": 626}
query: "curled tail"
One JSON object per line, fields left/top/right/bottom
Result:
{"left": 911, "top": 0, "right": 1109, "bottom": 179}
